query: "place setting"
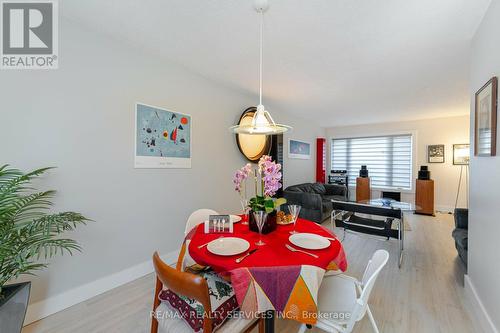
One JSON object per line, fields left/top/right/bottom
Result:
{"left": 202, "top": 236, "right": 259, "bottom": 263}
{"left": 286, "top": 231, "right": 337, "bottom": 258}
{"left": 195, "top": 204, "right": 339, "bottom": 265}
{"left": 197, "top": 210, "right": 268, "bottom": 261}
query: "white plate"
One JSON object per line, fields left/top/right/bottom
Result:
{"left": 230, "top": 215, "right": 242, "bottom": 223}
{"left": 207, "top": 237, "right": 250, "bottom": 256}
{"left": 289, "top": 233, "right": 331, "bottom": 250}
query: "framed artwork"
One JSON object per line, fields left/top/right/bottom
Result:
{"left": 135, "top": 103, "right": 192, "bottom": 168}
{"left": 475, "top": 77, "right": 497, "bottom": 156}
{"left": 428, "top": 144, "right": 445, "bottom": 163}
{"left": 453, "top": 144, "right": 470, "bottom": 165}
{"left": 288, "top": 139, "right": 311, "bottom": 159}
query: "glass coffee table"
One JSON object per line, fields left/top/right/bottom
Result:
{"left": 331, "top": 198, "right": 420, "bottom": 268}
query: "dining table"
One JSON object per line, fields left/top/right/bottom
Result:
{"left": 177, "top": 215, "right": 348, "bottom": 333}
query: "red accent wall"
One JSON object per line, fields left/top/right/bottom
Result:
{"left": 316, "top": 138, "right": 326, "bottom": 183}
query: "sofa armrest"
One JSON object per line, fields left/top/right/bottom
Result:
{"left": 324, "top": 184, "right": 347, "bottom": 197}
{"left": 454, "top": 208, "right": 468, "bottom": 229}
{"left": 283, "top": 191, "right": 323, "bottom": 211}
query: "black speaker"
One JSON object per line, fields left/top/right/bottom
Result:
{"left": 418, "top": 165, "right": 430, "bottom": 180}
{"left": 359, "top": 165, "right": 369, "bottom": 178}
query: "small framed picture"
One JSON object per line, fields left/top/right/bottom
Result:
{"left": 428, "top": 144, "right": 445, "bottom": 163}
{"left": 204, "top": 215, "right": 233, "bottom": 234}
{"left": 475, "top": 77, "right": 497, "bottom": 156}
{"left": 453, "top": 144, "right": 470, "bottom": 165}
{"left": 288, "top": 139, "right": 311, "bottom": 159}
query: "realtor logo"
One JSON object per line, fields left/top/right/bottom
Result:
{"left": 1, "top": 0, "right": 58, "bottom": 69}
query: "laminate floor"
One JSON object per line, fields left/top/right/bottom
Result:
{"left": 23, "top": 213, "right": 475, "bottom": 333}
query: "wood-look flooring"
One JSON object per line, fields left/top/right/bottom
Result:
{"left": 23, "top": 213, "right": 476, "bottom": 333}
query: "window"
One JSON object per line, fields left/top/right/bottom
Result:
{"left": 331, "top": 134, "right": 413, "bottom": 190}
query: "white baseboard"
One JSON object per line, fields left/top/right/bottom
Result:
{"left": 435, "top": 205, "right": 454, "bottom": 213}
{"left": 24, "top": 250, "right": 179, "bottom": 326}
{"left": 464, "top": 274, "right": 499, "bottom": 333}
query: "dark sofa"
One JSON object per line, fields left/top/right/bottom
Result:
{"left": 283, "top": 183, "right": 347, "bottom": 223}
{"left": 452, "top": 208, "right": 468, "bottom": 267}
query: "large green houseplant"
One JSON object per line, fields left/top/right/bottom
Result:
{"left": 0, "top": 165, "right": 88, "bottom": 332}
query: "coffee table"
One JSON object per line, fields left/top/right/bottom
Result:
{"left": 331, "top": 198, "right": 420, "bottom": 268}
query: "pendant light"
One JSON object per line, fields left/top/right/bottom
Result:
{"left": 230, "top": 0, "right": 292, "bottom": 135}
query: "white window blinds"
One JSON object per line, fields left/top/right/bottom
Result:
{"left": 331, "top": 135, "right": 413, "bottom": 190}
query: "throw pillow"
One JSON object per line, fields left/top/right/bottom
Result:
{"left": 158, "top": 270, "right": 238, "bottom": 332}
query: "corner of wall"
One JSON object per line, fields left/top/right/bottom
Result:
{"left": 464, "top": 274, "right": 499, "bottom": 333}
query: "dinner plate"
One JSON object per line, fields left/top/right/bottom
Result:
{"left": 207, "top": 237, "right": 250, "bottom": 256}
{"left": 230, "top": 215, "right": 242, "bottom": 223}
{"left": 289, "top": 233, "right": 331, "bottom": 250}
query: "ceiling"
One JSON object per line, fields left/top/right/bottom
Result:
{"left": 62, "top": 0, "right": 491, "bottom": 126}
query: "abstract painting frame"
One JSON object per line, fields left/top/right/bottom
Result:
{"left": 453, "top": 144, "right": 470, "bottom": 165}
{"left": 135, "top": 103, "right": 192, "bottom": 168}
{"left": 427, "top": 144, "right": 445, "bottom": 163}
{"left": 288, "top": 139, "right": 311, "bottom": 159}
{"left": 475, "top": 77, "right": 497, "bottom": 157}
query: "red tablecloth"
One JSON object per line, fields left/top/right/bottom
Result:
{"left": 179, "top": 217, "right": 348, "bottom": 325}
{"left": 188, "top": 218, "right": 346, "bottom": 273}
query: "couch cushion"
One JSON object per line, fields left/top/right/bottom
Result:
{"left": 310, "top": 183, "right": 326, "bottom": 194}
{"left": 322, "top": 200, "right": 332, "bottom": 213}
{"left": 302, "top": 185, "right": 316, "bottom": 193}
{"left": 286, "top": 183, "right": 320, "bottom": 194}
{"left": 452, "top": 228, "right": 468, "bottom": 250}
{"left": 287, "top": 185, "right": 305, "bottom": 192}
{"left": 158, "top": 270, "right": 238, "bottom": 332}
{"left": 323, "top": 194, "right": 347, "bottom": 202}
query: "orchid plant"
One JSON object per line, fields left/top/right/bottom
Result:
{"left": 233, "top": 155, "right": 286, "bottom": 214}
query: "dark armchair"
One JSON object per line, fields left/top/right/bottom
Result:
{"left": 452, "top": 208, "right": 468, "bottom": 267}
{"left": 283, "top": 183, "right": 347, "bottom": 223}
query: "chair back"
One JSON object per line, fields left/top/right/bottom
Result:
{"left": 151, "top": 252, "right": 213, "bottom": 333}
{"left": 350, "top": 249, "right": 389, "bottom": 327}
{"left": 185, "top": 209, "right": 218, "bottom": 236}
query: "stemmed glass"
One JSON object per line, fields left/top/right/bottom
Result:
{"left": 240, "top": 199, "right": 249, "bottom": 225}
{"left": 288, "top": 205, "right": 302, "bottom": 234}
{"left": 253, "top": 211, "right": 267, "bottom": 246}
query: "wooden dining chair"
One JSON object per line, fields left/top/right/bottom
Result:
{"left": 151, "top": 252, "right": 263, "bottom": 333}
{"left": 185, "top": 209, "right": 219, "bottom": 236}
{"left": 297, "top": 250, "right": 389, "bottom": 333}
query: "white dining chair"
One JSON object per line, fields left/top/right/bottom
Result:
{"left": 298, "top": 249, "right": 389, "bottom": 333}
{"left": 185, "top": 209, "right": 219, "bottom": 236}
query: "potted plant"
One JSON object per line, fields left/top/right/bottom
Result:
{"left": 233, "top": 155, "right": 285, "bottom": 234}
{"left": 0, "top": 165, "right": 89, "bottom": 333}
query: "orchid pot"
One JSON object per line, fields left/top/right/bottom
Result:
{"left": 233, "top": 155, "right": 286, "bottom": 234}
{"left": 248, "top": 206, "right": 277, "bottom": 234}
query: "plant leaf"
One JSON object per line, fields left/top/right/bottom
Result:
{"left": 0, "top": 166, "right": 88, "bottom": 290}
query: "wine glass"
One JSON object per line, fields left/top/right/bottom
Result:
{"left": 288, "top": 205, "right": 302, "bottom": 234}
{"left": 240, "top": 198, "right": 249, "bottom": 225}
{"left": 253, "top": 211, "right": 267, "bottom": 246}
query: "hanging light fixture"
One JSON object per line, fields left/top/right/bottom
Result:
{"left": 230, "top": 0, "right": 292, "bottom": 135}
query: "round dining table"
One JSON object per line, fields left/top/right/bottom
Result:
{"left": 181, "top": 216, "right": 348, "bottom": 333}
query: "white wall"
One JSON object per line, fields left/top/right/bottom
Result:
{"left": 0, "top": 18, "right": 322, "bottom": 322}
{"left": 325, "top": 116, "right": 470, "bottom": 211}
{"left": 274, "top": 109, "right": 325, "bottom": 188}
{"left": 468, "top": 0, "right": 500, "bottom": 331}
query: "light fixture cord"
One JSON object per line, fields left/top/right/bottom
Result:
{"left": 259, "top": 9, "right": 263, "bottom": 106}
